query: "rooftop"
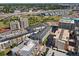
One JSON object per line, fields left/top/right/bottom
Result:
{"left": 0, "top": 37, "right": 2, "bottom": 39}
{"left": 54, "top": 28, "right": 69, "bottom": 41}
{"left": 62, "top": 29, "right": 69, "bottom": 41}
{"left": 11, "top": 38, "right": 36, "bottom": 53}
{"left": 75, "top": 27, "right": 79, "bottom": 35}
{"left": 76, "top": 36, "right": 79, "bottom": 41}
{"left": 60, "top": 17, "right": 74, "bottom": 24}
{"left": 0, "top": 29, "right": 28, "bottom": 42}
{"left": 29, "top": 26, "right": 51, "bottom": 40}
{"left": 46, "top": 22, "right": 59, "bottom": 26}
{"left": 60, "top": 17, "right": 79, "bottom": 22}
{"left": 21, "top": 40, "right": 35, "bottom": 51}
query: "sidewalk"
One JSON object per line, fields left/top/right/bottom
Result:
{"left": 46, "top": 48, "right": 53, "bottom": 56}
{"left": 46, "top": 47, "right": 68, "bottom": 56}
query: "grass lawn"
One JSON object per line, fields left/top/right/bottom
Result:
{"left": 0, "top": 51, "right": 6, "bottom": 56}
{"left": 28, "top": 16, "right": 61, "bottom": 26}
{"left": 0, "top": 22, "right": 9, "bottom": 29}
{"left": 10, "top": 43, "right": 17, "bottom": 48}
{"left": 4, "top": 48, "right": 11, "bottom": 54}
{"left": 0, "top": 43, "right": 17, "bottom": 56}
{"left": 0, "top": 22, "right": 6, "bottom": 28}
{"left": 0, "top": 16, "right": 19, "bottom": 29}
{"left": 0, "top": 48, "right": 11, "bottom": 56}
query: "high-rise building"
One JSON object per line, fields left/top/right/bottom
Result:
{"left": 10, "top": 20, "right": 20, "bottom": 31}
{"left": 20, "top": 17, "right": 29, "bottom": 29}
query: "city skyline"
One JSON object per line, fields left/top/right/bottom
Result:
{"left": 0, "top": 3, "right": 79, "bottom": 56}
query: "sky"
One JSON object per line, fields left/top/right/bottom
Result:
{"left": 0, "top": 0, "right": 79, "bottom": 3}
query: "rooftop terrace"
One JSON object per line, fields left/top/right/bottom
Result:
{"left": 60, "top": 17, "right": 75, "bottom": 23}
{"left": 60, "top": 17, "right": 79, "bottom": 23}
{"left": 54, "top": 28, "right": 69, "bottom": 41}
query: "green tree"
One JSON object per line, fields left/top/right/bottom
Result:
{"left": 0, "top": 51, "right": 5, "bottom": 56}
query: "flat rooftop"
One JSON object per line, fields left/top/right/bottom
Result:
{"left": 0, "top": 29, "right": 28, "bottom": 42}
{"left": 60, "top": 17, "right": 79, "bottom": 21}
{"left": 46, "top": 22, "right": 59, "bottom": 26}
{"left": 20, "top": 41, "right": 35, "bottom": 51}
{"left": 29, "top": 26, "right": 51, "bottom": 40}
{"left": 76, "top": 36, "right": 79, "bottom": 42}
{"left": 62, "top": 17, "right": 79, "bottom": 20}
{"left": 73, "top": 18, "right": 79, "bottom": 21}
{"left": 62, "top": 29, "right": 69, "bottom": 41}
{"left": 60, "top": 17, "right": 74, "bottom": 24}
{"left": 11, "top": 39, "right": 36, "bottom": 53}
{"left": 0, "top": 37, "right": 2, "bottom": 39}
{"left": 54, "top": 28, "right": 69, "bottom": 41}
{"left": 75, "top": 27, "right": 79, "bottom": 35}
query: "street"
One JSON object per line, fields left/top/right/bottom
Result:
{"left": 46, "top": 47, "right": 68, "bottom": 56}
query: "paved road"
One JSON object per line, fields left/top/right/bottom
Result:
{"left": 52, "top": 49, "right": 67, "bottom": 56}
{"left": 46, "top": 48, "right": 67, "bottom": 56}
{"left": 0, "top": 9, "right": 71, "bottom": 20}
{"left": 46, "top": 48, "right": 53, "bottom": 56}
{"left": 0, "top": 11, "right": 41, "bottom": 20}
{"left": 0, "top": 25, "right": 46, "bottom": 42}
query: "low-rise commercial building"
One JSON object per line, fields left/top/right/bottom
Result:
{"left": 39, "top": 9, "right": 71, "bottom": 16}
{"left": 11, "top": 39, "right": 39, "bottom": 56}
{"left": 0, "top": 29, "right": 28, "bottom": 51}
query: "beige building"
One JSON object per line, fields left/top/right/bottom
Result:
{"left": 10, "top": 20, "right": 20, "bottom": 31}
{"left": 0, "top": 30, "right": 27, "bottom": 51}
{"left": 20, "top": 17, "right": 29, "bottom": 29}
{"left": 54, "top": 28, "right": 70, "bottom": 52}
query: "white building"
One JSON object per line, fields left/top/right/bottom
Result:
{"left": 11, "top": 39, "right": 38, "bottom": 56}
{"left": 0, "top": 30, "right": 27, "bottom": 51}
{"left": 14, "top": 10, "right": 21, "bottom": 13}
{"left": 10, "top": 20, "right": 20, "bottom": 31}
{"left": 19, "top": 40, "right": 35, "bottom": 56}
{"left": 20, "top": 17, "right": 29, "bottom": 29}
